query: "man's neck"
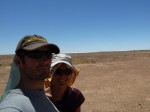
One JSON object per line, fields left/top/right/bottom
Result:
{"left": 17, "top": 79, "right": 45, "bottom": 91}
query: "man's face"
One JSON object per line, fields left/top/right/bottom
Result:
{"left": 19, "top": 46, "right": 52, "bottom": 81}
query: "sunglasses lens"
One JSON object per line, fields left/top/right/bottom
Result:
{"left": 55, "top": 69, "right": 61, "bottom": 74}
{"left": 65, "top": 69, "right": 72, "bottom": 74}
{"left": 26, "top": 50, "right": 52, "bottom": 59}
{"left": 55, "top": 69, "right": 72, "bottom": 76}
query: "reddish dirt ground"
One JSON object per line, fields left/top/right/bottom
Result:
{"left": 1, "top": 50, "right": 150, "bottom": 112}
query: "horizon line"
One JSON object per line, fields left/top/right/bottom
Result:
{"left": 0, "top": 49, "right": 150, "bottom": 55}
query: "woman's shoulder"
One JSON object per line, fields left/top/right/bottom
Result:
{"left": 63, "top": 87, "right": 85, "bottom": 111}
{"left": 67, "top": 87, "right": 85, "bottom": 102}
{"left": 70, "top": 87, "right": 83, "bottom": 95}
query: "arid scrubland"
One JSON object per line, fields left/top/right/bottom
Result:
{"left": 1, "top": 50, "right": 150, "bottom": 112}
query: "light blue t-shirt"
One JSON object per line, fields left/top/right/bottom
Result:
{"left": 0, "top": 89, "right": 59, "bottom": 112}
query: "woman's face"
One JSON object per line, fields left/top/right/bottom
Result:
{"left": 51, "top": 63, "right": 72, "bottom": 86}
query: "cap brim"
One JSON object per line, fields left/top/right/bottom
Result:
{"left": 23, "top": 43, "right": 60, "bottom": 54}
{"left": 51, "top": 61, "right": 73, "bottom": 68}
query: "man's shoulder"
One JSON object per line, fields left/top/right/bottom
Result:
{"left": 0, "top": 89, "right": 33, "bottom": 111}
{"left": 3, "top": 89, "right": 29, "bottom": 102}
{"left": 0, "top": 89, "right": 59, "bottom": 112}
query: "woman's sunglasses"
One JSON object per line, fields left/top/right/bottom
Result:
{"left": 17, "top": 50, "right": 52, "bottom": 60}
{"left": 54, "top": 68, "right": 72, "bottom": 76}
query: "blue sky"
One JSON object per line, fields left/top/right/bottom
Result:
{"left": 0, "top": 0, "right": 150, "bottom": 54}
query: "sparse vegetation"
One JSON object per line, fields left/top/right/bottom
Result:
{"left": 1, "top": 50, "right": 150, "bottom": 112}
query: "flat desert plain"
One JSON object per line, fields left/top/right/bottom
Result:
{"left": 0, "top": 50, "right": 150, "bottom": 112}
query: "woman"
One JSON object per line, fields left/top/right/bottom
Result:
{"left": 44, "top": 54, "right": 85, "bottom": 112}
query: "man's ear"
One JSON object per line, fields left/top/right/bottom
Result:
{"left": 15, "top": 55, "right": 22, "bottom": 67}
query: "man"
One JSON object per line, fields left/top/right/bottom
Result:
{"left": 0, "top": 35, "right": 60, "bottom": 112}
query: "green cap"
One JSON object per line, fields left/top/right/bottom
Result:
{"left": 15, "top": 34, "right": 60, "bottom": 54}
